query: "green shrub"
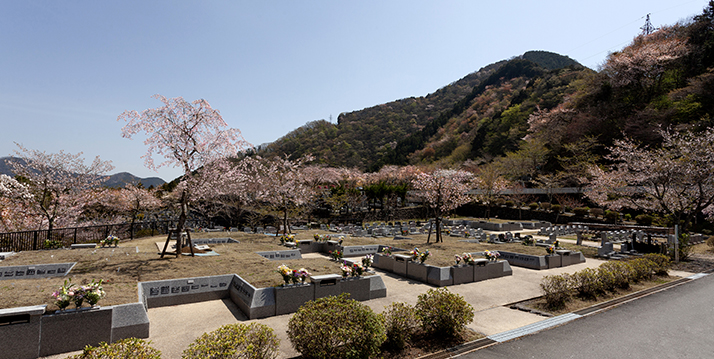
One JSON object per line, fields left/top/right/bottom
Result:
{"left": 674, "top": 233, "right": 692, "bottom": 261}
{"left": 573, "top": 207, "right": 590, "bottom": 216}
{"left": 590, "top": 208, "right": 604, "bottom": 218}
{"left": 540, "top": 274, "right": 571, "bottom": 310}
{"left": 627, "top": 258, "right": 655, "bottom": 282}
{"left": 551, "top": 204, "right": 562, "bottom": 213}
{"left": 528, "top": 202, "right": 539, "bottom": 210}
{"left": 504, "top": 200, "right": 515, "bottom": 207}
{"left": 624, "top": 214, "right": 632, "bottom": 221}
{"left": 635, "top": 214, "right": 654, "bottom": 226}
{"left": 540, "top": 203, "right": 552, "bottom": 211}
{"left": 415, "top": 288, "right": 474, "bottom": 338}
{"left": 596, "top": 265, "right": 618, "bottom": 292}
{"left": 643, "top": 253, "right": 671, "bottom": 276}
{"left": 599, "top": 261, "right": 631, "bottom": 289}
{"left": 69, "top": 338, "right": 161, "bottom": 359}
{"left": 380, "top": 302, "right": 417, "bottom": 351}
{"left": 569, "top": 268, "right": 602, "bottom": 299}
{"left": 604, "top": 210, "right": 620, "bottom": 222}
{"left": 182, "top": 323, "right": 279, "bottom": 359}
{"left": 287, "top": 294, "right": 385, "bottom": 359}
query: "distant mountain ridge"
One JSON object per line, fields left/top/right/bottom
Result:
{"left": 259, "top": 50, "right": 582, "bottom": 170}
{"left": 0, "top": 157, "right": 165, "bottom": 189}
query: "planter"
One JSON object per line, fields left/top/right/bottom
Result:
{"left": 274, "top": 284, "right": 314, "bottom": 315}
{"left": 474, "top": 260, "right": 511, "bottom": 282}
{"left": 451, "top": 264, "right": 474, "bottom": 285}
{"left": 428, "top": 266, "right": 453, "bottom": 286}
{"left": 341, "top": 276, "right": 371, "bottom": 301}
{"left": 373, "top": 254, "right": 394, "bottom": 272}
{"left": 393, "top": 254, "right": 410, "bottom": 276}
{"left": 546, "top": 255, "right": 562, "bottom": 269}
{"left": 311, "top": 274, "right": 342, "bottom": 299}
{"left": 406, "top": 261, "right": 428, "bottom": 282}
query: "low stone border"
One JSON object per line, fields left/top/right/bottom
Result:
{"left": 497, "top": 250, "right": 585, "bottom": 270}
{"left": 373, "top": 254, "right": 512, "bottom": 286}
{"left": 0, "top": 302, "right": 149, "bottom": 359}
{"left": 0, "top": 262, "right": 75, "bottom": 280}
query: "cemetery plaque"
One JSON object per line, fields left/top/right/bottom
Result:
{"left": 181, "top": 286, "right": 189, "bottom": 292}
{"left": 191, "top": 285, "right": 199, "bottom": 290}
{"left": 150, "top": 287, "right": 159, "bottom": 296}
{"left": 160, "top": 286, "right": 169, "bottom": 294}
{"left": 171, "top": 287, "right": 180, "bottom": 294}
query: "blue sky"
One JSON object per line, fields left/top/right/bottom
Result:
{"left": 0, "top": 0, "right": 707, "bottom": 181}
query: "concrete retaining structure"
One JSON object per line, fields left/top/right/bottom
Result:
{"left": 497, "top": 250, "right": 585, "bottom": 270}
{"left": 372, "top": 253, "right": 512, "bottom": 286}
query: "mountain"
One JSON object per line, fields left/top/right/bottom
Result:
{"left": 0, "top": 157, "right": 165, "bottom": 189}
{"left": 260, "top": 50, "right": 583, "bottom": 170}
{"left": 103, "top": 172, "right": 165, "bottom": 189}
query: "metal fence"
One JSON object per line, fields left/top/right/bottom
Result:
{"left": 0, "top": 221, "right": 191, "bottom": 252}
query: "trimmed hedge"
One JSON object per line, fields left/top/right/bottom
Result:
{"left": 415, "top": 288, "right": 474, "bottom": 338}
{"left": 540, "top": 256, "right": 670, "bottom": 310}
{"left": 68, "top": 338, "right": 161, "bottom": 359}
{"left": 287, "top": 294, "right": 385, "bottom": 359}
{"left": 182, "top": 323, "right": 279, "bottom": 359}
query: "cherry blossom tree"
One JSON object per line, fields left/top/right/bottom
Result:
{"left": 585, "top": 127, "right": 714, "bottom": 231}
{"left": 603, "top": 26, "right": 689, "bottom": 100}
{"left": 470, "top": 163, "right": 510, "bottom": 219}
{"left": 0, "top": 174, "right": 37, "bottom": 232}
{"left": 412, "top": 169, "right": 474, "bottom": 243}
{"left": 9, "top": 144, "right": 114, "bottom": 233}
{"left": 118, "top": 95, "right": 249, "bottom": 256}
{"left": 238, "top": 155, "right": 314, "bottom": 236}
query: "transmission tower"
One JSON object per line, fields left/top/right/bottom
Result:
{"left": 640, "top": 13, "right": 656, "bottom": 35}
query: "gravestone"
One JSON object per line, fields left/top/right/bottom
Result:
{"left": 576, "top": 230, "right": 583, "bottom": 246}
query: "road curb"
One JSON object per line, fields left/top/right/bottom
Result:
{"left": 417, "top": 273, "right": 707, "bottom": 359}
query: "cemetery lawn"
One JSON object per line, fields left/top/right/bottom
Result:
{"left": 0, "top": 230, "right": 597, "bottom": 311}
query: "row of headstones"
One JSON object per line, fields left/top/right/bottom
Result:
{"left": 538, "top": 225, "right": 589, "bottom": 236}
{"left": 447, "top": 220, "right": 551, "bottom": 231}
{"left": 242, "top": 226, "right": 279, "bottom": 234}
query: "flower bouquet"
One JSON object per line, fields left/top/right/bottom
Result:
{"left": 546, "top": 245, "right": 556, "bottom": 255}
{"left": 484, "top": 250, "right": 500, "bottom": 261}
{"left": 361, "top": 254, "right": 373, "bottom": 269}
{"left": 352, "top": 262, "right": 364, "bottom": 276}
{"left": 83, "top": 279, "right": 105, "bottom": 306}
{"left": 101, "top": 235, "right": 120, "bottom": 247}
{"left": 340, "top": 264, "right": 353, "bottom": 278}
{"left": 329, "top": 250, "right": 343, "bottom": 261}
{"left": 51, "top": 279, "right": 74, "bottom": 310}
{"left": 277, "top": 264, "right": 293, "bottom": 285}
{"left": 381, "top": 246, "right": 393, "bottom": 256}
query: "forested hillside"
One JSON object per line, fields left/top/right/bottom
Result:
{"left": 261, "top": 3, "right": 714, "bottom": 184}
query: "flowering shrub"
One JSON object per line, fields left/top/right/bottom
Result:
{"left": 329, "top": 250, "right": 343, "bottom": 261}
{"left": 484, "top": 250, "right": 500, "bottom": 261}
{"left": 182, "top": 323, "right": 279, "bottom": 359}
{"left": 381, "top": 246, "right": 393, "bottom": 256}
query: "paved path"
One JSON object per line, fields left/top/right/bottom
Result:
{"left": 461, "top": 272, "right": 714, "bottom": 358}
{"left": 144, "top": 258, "right": 611, "bottom": 358}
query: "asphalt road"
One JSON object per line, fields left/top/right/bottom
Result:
{"left": 464, "top": 273, "right": 714, "bottom": 359}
